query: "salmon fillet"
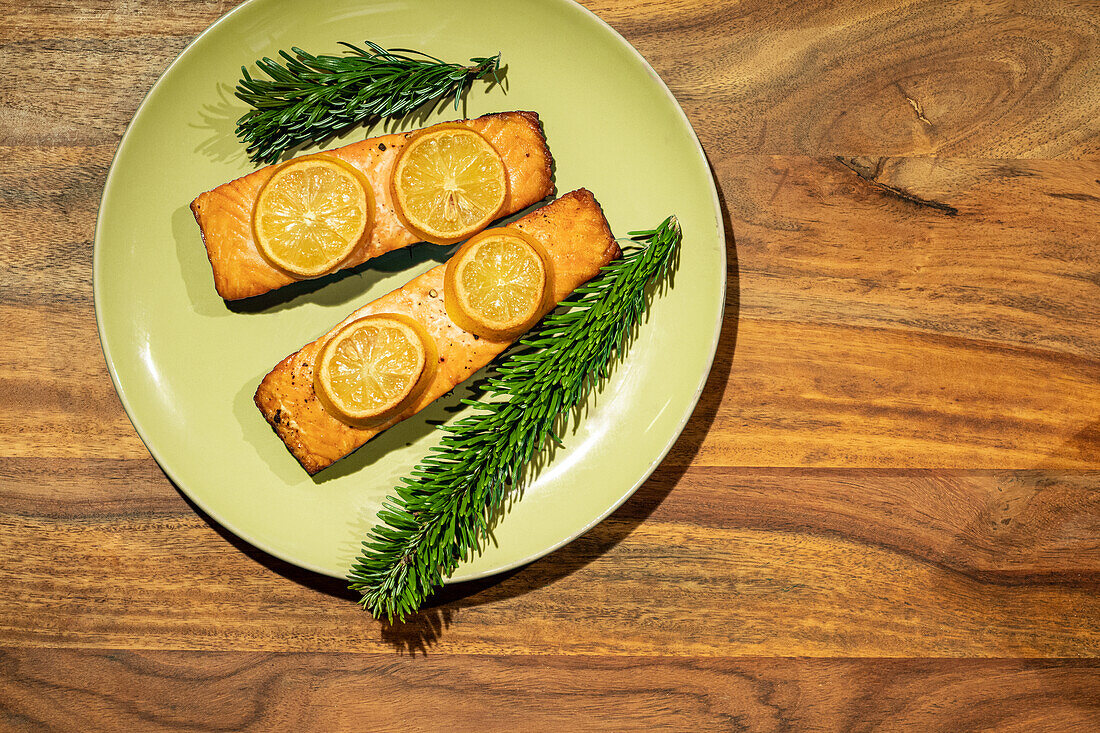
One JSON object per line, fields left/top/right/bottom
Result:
{"left": 191, "top": 111, "right": 554, "bottom": 301}
{"left": 255, "top": 189, "right": 621, "bottom": 475}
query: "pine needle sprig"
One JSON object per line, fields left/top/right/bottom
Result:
{"left": 235, "top": 41, "right": 502, "bottom": 164}
{"left": 347, "top": 216, "right": 682, "bottom": 621}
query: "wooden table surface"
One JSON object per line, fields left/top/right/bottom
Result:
{"left": 3, "top": 0, "right": 1100, "bottom": 729}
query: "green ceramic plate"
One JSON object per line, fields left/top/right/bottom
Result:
{"left": 94, "top": 0, "right": 724, "bottom": 581}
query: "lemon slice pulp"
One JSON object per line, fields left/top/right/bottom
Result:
{"left": 391, "top": 125, "right": 507, "bottom": 245}
{"left": 253, "top": 156, "right": 373, "bottom": 277}
{"left": 444, "top": 229, "right": 552, "bottom": 341}
{"left": 314, "top": 314, "right": 437, "bottom": 426}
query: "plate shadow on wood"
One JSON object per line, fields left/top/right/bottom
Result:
{"left": 168, "top": 165, "right": 738, "bottom": 655}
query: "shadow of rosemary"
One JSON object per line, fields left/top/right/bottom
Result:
{"left": 191, "top": 62, "right": 510, "bottom": 169}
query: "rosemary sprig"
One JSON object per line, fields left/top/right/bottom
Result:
{"left": 235, "top": 41, "right": 502, "bottom": 164}
{"left": 348, "top": 216, "right": 682, "bottom": 621}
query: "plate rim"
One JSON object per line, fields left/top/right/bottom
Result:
{"left": 93, "top": 0, "right": 726, "bottom": 584}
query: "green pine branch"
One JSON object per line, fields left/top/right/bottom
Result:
{"left": 235, "top": 41, "right": 502, "bottom": 164}
{"left": 347, "top": 216, "right": 682, "bottom": 621}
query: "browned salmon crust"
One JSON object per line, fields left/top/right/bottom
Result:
{"left": 254, "top": 189, "right": 621, "bottom": 475}
{"left": 191, "top": 111, "right": 554, "bottom": 301}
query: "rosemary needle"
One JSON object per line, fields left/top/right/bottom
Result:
{"left": 347, "top": 217, "right": 682, "bottom": 621}
{"left": 235, "top": 41, "right": 502, "bottom": 164}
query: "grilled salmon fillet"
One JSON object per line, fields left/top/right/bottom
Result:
{"left": 191, "top": 111, "right": 554, "bottom": 301}
{"left": 255, "top": 189, "right": 621, "bottom": 475}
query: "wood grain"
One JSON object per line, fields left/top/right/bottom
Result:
{"left": 587, "top": 0, "right": 1100, "bottom": 158}
{"left": 722, "top": 157, "right": 1100, "bottom": 357}
{"left": 0, "top": 306, "right": 147, "bottom": 458}
{"left": 2, "top": 0, "right": 1099, "bottom": 725}
{"left": 1, "top": 650, "right": 1099, "bottom": 731}
{"left": 673, "top": 318, "right": 1100, "bottom": 468}
{"left": 3, "top": 460, "right": 1099, "bottom": 656}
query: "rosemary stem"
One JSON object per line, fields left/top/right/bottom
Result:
{"left": 235, "top": 42, "right": 502, "bottom": 164}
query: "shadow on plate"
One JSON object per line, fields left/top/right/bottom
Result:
{"left": 172, "top": 199, "right": 454, "bottom": 317}
{"left": 226, "top": 242, "right": 453, "bottom": 315}
{"left": 190, "top": 82, "right": 248, "bottom": 166}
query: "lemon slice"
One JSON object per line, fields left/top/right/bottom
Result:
{"left": 314, "top": 314, "right": 437, "bottom": 427}
{"left": 444, "top": 228, "right": 552, "bottom": 341}
{"left": 391, "top": 125, "right": 507, "bottom": 245}
{"left": 253, "top": 155, "right": 373, "bottom": 277}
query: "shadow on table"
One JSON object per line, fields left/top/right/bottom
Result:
{"left": 176, "top": 165, "right": 741, "bottom": 656}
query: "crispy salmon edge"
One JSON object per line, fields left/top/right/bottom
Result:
{"left": 254, "top": 188, "right": 619, "bottom": 475}
{"left": 189, "top": 111, "right": 554, "bottom": 302}
{"left": 507, "top": 110, "right": 553, "bottom": 193}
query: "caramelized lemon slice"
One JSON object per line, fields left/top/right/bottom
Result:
{"left": 253, "top": 155, "right": 373, "bottom": 277}
{"left": 391, "top": 125, "right": 507, "bottom": 245}
{"left": 444, "top": 228, "right": 552, "bottom": 341}
{"left": 314, "top": 314, "right": 437, "bottom": 426}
